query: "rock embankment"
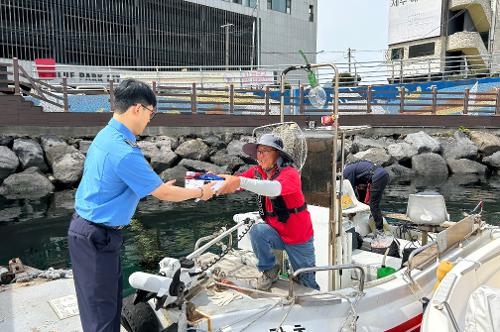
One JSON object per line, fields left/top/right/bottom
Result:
{"left": 1, "top": 129, "right": 500, "bottom": 198}
{"left": 0, "top": 133, "right": 255, "bottom": 198}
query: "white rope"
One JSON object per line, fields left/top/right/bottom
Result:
{"left": 337, "top": 292, "right": 364, "bottom": 331}
{"left": 274, "top": 297, "right": 295, "bottom": 331}
{"left": 14, "top": 267, "right": 73, "bottom": 283}
{"left": 215, "top": 299, "right": 283, "bottom": 332}
{"left": 402, "top": 269, "right": 426, "bottom": 304}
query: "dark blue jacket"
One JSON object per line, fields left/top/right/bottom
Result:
{"left": 343, "top": 160, "right": 387, "bottom": 187}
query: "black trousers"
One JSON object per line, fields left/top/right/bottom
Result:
{"left": 370, "top": 173, "right": 390, "bottom": 230}
{"left": 68, "top": 213, "right": 123, "bottom": 332}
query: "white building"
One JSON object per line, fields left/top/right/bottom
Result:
{"left": 387, "top": 0, "right": 498, "bottom": 81}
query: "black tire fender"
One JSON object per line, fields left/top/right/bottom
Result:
{"left": 121, "top": 294, "right": 161, "bottom": 332}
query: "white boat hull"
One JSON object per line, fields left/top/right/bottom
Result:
{"left": 184, "top": 231, "right": 494, "bottom": 332}
{"left": 422, "top": 230, "right": 500, "bottom": 332}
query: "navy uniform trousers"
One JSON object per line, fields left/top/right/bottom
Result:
{"left": 68, "top": 213, "right": 124, "bottom": 332}
{"left": 369, "top": 172, "right": 390, "bottom": 230}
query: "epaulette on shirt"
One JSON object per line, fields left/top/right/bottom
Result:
{"left": 124, "top": 139, "right": 139, "bottom": 148}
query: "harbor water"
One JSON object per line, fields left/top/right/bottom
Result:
{"left": 1, "top": 177, "right": 499, "bottom": 296}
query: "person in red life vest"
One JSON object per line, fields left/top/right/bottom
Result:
{"left": 343, "top": 160, "right": 389, "bottom": 235}
{"left": 216, "top": 133, "right": 319, "bottom": 291}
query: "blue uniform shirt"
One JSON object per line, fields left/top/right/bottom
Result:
{"left": 75, "top": 118, "right": 163, "bottom": 226}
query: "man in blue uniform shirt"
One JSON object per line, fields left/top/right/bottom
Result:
{"left": 68, "top": 79, "right": 215, "bottom": 332}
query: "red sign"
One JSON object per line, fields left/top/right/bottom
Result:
{"left": 35, "top": 58, "right": 56, "bottom": 79}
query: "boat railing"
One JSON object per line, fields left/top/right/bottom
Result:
{"left": 194, "top": 231, "right": 233, "bottom": 251}
{"left": 187, "top": 217, "right": 254, "bottom": 260}
{"left": 406, "top": 214, "right": 478, "bottom": 273}
{"left": 289, "top": 264, "right": 365, "bottom": 299}
{"left": 407, "top": 242, "right": 437, "bottom": 272}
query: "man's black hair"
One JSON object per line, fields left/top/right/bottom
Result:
{"left": 113, "top": 79, "right": 157, "bottom": 114}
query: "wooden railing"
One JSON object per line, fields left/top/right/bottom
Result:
{"left": 1, "top": 58, "right": 67, "bottom": 111}
{"left": 2, "top": 58, "right": 500, "bottom": 116}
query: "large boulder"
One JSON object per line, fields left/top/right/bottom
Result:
{"left": 210, "top": 151, "right": 245, "bottom": 173}
{"left": 40, "top": 134, "right": 67, "bottom": 151}
{"left": 44, "top": 143, "right": 80, "bottom": 167}
{"left": 137, "top": 141, "right": 159, "bottom": 161}
{"left": 175, "top": 139, "right": 210, "bottom": 161}
{"left": 469, "top": 131, "right": 500, "bottom": 156}
{"left": 351, "top": 136, "right": 386, "bottom": 154}
{"left": 347, "top": 148, "right": 392, "bottom": 166}
{"left": 411, "top": 153, "right": 448, "bottom": 179}
{"left": 0, "top": 146, "right": 19, "bottom": 181}
{"left": 0, "top": 135, "right": 13, "bottom": 146}
{"left": 447, "top": 159, "right": 487, "bottom": 175}
{"left": 12, "top": 138, "right": 48, "bottom": 172}
{"left": 150, "top": 147, "right": 178, "bottom": 173}
{"left": 226, "top": 139, "right": 247, "bottom": 157}
{"left": 482, "top": 151, "right": 500, "bottom": 169}
{"left": 78, "top": 140, "right": 92, "bottom": 154}
{"left": 384, "top": 164, "right": 415, "bottom": 181}
{"left": 386, "top": 142, "right": 418, "bottom": 162}
{"left": 202, "top": 135, "right": 226, "bottom": 149}
{"left": 152, "top": 135, "right": 178, "bottom": 150}
{"left": 179, "top": 159, "right": 227, "bottom": 174}
{"left": 0, "top": 167, "right": 54, "bottom": 198}
{"left": 51, "top": 148, "right": 85, "bottom": 185}
{"left": 159, "top": 165, "right": 188, "bottom": 186}
{"left": 439, "top": 131, "right": 478, "bottom": 160}
{"left": 404, "top": 131, "right": 441, "bottom": 153}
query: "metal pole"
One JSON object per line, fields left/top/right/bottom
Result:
{"left": 330, "top": 64, "right": 340, "bottom": 291}
{"left": 348, "top": 48, "right": 352, "bottom": 74}
{"left": 221, "top": 23, "right": 233, "bottom": 71}
{"left": 463, "top": 88, "right": 469, "bottom": 115}
{"left": 250, "top": 20, "right": 256, "bottom": 69}
{"left": 432, "top": 86, "right": 437, "bottom": 114}
{"left": 280, "top": 71, "right": 286, "bottom": 123}
{"left": 62, "top": 77, "right": 68, "bottom": 112}
{"left": 109, "top": 80, "right": 114, "bottom": 111}
{"left": 400, "top": 59, "right": 404, "bottom": 83}
{"left": 225, "top": 26, "right": 229, "bottom": 70}
{"left": 256, "top": 1, "right": 261, "bottom": 67}
{"left": 13, "top": 58, "right": 20, "bottom": 96}
{"left": 496, "top": 87, "right": 500, "bottom": 115}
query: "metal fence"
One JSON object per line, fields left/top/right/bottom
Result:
{"left": 1, "top": 57, "right": 500, "bottom": 115}
{"left": 5, "top": 53, "right": 500, "bottom": 87}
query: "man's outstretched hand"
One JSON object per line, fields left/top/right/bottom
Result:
{"left": 200, "top": 182, "right": 216, "bottom": 201}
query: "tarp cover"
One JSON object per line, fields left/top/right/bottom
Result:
{"left": 464, "top": 285, "right": 500, "bottom": 332}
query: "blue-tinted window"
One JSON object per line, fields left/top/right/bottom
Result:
{"left": 265, "top": 0, "right": 290, "bottom": 13}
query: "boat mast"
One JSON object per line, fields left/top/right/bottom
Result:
{"left": 329, "top": 64, "right": 340, "bottom": 290}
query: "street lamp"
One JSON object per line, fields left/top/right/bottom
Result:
{"left": 221, "top": 23, "right": 234, "bottom": 71}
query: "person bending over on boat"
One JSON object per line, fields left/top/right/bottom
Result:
{"left": 217, "top": 133, "right": 320, "bottom": 291}
{"left": 67, "top": 79, "right": 215, "bottom": 332}
{"left": 343, "top": 160, "right": 389, "bottom": 235}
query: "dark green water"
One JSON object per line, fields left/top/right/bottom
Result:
{"left": 1, "top": 176, "right": 499, "bottom": 296}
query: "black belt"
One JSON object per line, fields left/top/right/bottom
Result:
{"left": 264, "top": 202, "right": 307, "bottom": 218}
{"left": 75, "top": 213, "right": 126, "bottom": 230}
